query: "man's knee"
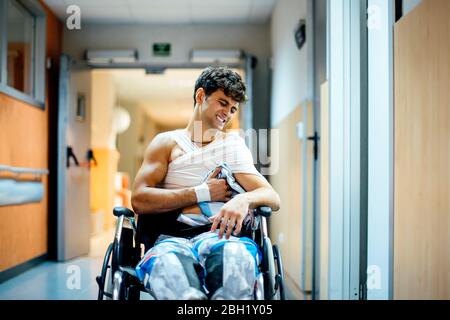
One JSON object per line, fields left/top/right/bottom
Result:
{"left": 136, "top": 237, "right": 206, "bottom": 300}
{"left": 204, "top": 240, "right": 259, "bottom": 300}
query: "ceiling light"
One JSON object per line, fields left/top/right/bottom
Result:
{"left": 190, "top": 50, "right": 243, "bottom": 64}
{"left": 85, "top": 49, "right": 138, "bottom": 64}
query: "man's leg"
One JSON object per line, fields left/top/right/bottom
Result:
{"left": 135, "top": 236, "right": 207, "bottom": 300}
{"left": 192, "top": 232, "right": 261, "bottom": 300}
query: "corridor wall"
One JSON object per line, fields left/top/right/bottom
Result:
{"left": 0, "top": 1, "right": 62, "bottom": 274}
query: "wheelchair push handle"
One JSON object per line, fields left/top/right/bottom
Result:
{"left": 113, "top": 206, "right": 135, "bottom": 218}
{"left": 254, "top": 206, "right": 272, "bottom": 217}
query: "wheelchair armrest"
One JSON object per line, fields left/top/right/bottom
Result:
{"left": 254, "top": 206, "right": 272, "bottom": 218}
{"left": 113, "top": 206, "right": 135, "bottom": 218}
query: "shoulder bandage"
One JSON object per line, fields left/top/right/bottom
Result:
{"left": 194, "top": 182, "right": 211, "bottom": 203}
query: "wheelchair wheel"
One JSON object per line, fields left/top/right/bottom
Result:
{"left": 273, "top": 244, "right": 286, "bottom": 300}
{"left": 97, "top": 243, "right": 113, "bottom": 300}
{"left": 262, "top": 237, "right": 278, "bottom": 300}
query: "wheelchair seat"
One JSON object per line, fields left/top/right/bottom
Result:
{"left": 97, "top": 206, "right": 285, "bottom": 300}
{"left": 135, "top": 210, "right": 211, "bottom": 251}
{"left": 135, "top": 209, "right": 256, "bottom": 252}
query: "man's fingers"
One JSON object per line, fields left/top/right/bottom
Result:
{"left": 225, "top": 217, "right": 236, "bottom": 239}
{"left": 208, "top": 167, "right": 222, "bottom": 179}
{"left": 218, "top": 213, "right": 230, "bottom": 239}
{"left": 233, "top": 218, "right": 243, "bottom": 236}
{"left": 211, "top": 214, "right": 221, "bottom": 232}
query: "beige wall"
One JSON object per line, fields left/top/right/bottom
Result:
{"left": 90, "top": 70, "right": 119, "bottom": 231}
{"left": 269, "top": 0, "right": 311, "bottom": 299}
{"left": 91, "top": 71, "right": 116, "bottom": 149}
{"left": 269, "top": 105, "right": 306, "bottom": 299}
{"left": 117, "top": 102, "right": 145, "bottom": 182}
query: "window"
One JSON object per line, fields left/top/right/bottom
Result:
{"left": 0, "top": 0, "right": 46, "bottom": 109}
{"left": 7, "top": 0, "right": 35, "bottom": 95}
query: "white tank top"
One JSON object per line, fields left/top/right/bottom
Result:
{"left": 159, "top": 129, "right": 264, "bottom": 189}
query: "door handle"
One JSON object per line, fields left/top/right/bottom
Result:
{"left": 307, "top": 132, "right": 320, "bottom": 160}
{"left": 66, "top": 147, "right": 79, "bottom": 168}
{"left": 87, "top": 149, "right": 97, "bottom": 167}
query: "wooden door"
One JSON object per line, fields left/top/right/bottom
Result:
{"left": 394, "top": 0, "right": 450, "bottom": 299}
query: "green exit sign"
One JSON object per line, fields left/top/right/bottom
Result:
{"left": 153, "top": 43, "right": 171, "bottom": 57}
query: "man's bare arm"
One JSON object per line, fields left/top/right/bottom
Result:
{"left": 131, "top": 133, "right": 198, "bottom": 215}
{"left": 233, "top": 173, "right": 281, "bottom": 211}
{"left": 131, "top": 133, "right": 231, "bottom": 215}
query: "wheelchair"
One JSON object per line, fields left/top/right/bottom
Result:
{"left": 96, "top": 206, "right": 285, "bottom": 300}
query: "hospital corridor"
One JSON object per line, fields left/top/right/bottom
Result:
{"left": 0, "top": 0, "right": 449, "bottom": 304}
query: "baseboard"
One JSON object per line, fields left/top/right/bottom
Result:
{"left": 0, "top": 254, "right": 47, "bottom": 284}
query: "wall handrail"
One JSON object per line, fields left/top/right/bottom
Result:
{"left": 0, "top": 165, "right": 49, "bottom": 176}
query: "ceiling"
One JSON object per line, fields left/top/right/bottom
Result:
{"left": 108, "top": 68, "right": 243, "bottom": 127}
{"left": 43, "top": 0, "right": 277, "bottom": 24}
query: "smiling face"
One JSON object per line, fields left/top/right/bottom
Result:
{"left": 195, "top": 88, "right": 239, "bottom": 131}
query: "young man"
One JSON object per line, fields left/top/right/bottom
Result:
{"left": 131, "top": 66, "right": 280, "bottom": 299}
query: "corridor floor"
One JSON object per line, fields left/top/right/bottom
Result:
{"left": 0, "top": 229, "right": 153, "bottom": 300}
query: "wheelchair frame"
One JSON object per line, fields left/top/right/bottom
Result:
{"left": 96, "top": 206, "right": 285, "bottom": 300}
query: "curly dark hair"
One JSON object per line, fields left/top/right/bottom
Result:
{"left": 193, "top": 66, "right": 247, "bottom": 106}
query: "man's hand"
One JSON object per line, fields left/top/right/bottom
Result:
{"left": 210, "top": 194, "right": 250, "bottom": 239}
{"left": 205, "top": 167, "right": 232, "bottom": 202}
